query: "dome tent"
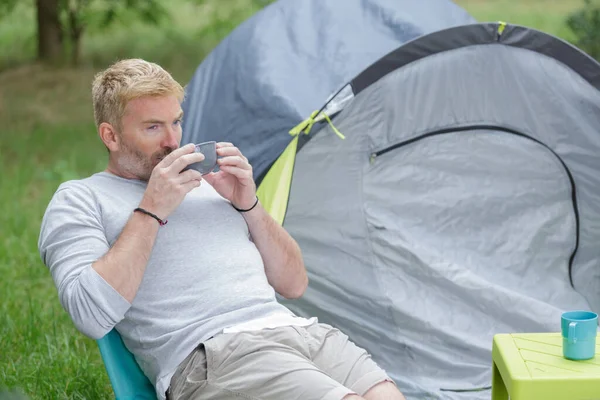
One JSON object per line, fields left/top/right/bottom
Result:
{"left": 181, "top": 0, "right": 475, "bottom": 182}
{"left": 181, "top": 1, "right": 600, "bottom": 399}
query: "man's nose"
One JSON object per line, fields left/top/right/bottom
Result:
{"left": 161, "top": 127, "right": 179, "bottom": 149}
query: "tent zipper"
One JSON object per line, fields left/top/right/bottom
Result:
{"left": 369, "top": 124, "right": 580, "bottom": 288}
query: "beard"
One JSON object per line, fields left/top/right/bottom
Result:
{"left": 116, "top": 139, "right": 173, "bottom": 181}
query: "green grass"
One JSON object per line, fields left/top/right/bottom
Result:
{"left": 0, "top": 0, "right": 590, "bottom": 399}
{"left": 455, "top": 0, "right": 584, "bottom": 41}
{"left": 0, "top": 120, "right": 112, "bottom": 399}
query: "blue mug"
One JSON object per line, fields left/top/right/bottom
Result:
{"left": 561, "top": 310, "right": 598, "bottom": 361}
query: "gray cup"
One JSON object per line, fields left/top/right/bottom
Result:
{"left": 184, "top": 141, "right": 218, "bottom": 175}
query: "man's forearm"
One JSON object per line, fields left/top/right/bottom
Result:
{"left": 93, "top": 211, "right": 159, "bottom": 303}
{"left": 242, "top": 202, "right": 308, "bottom": 299}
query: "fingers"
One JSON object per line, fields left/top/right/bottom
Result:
{"left": 218, "top": 165, "right": 253, "bottom": 181}
{"left": 201, "top": 172, "right": 215, "bottom": 185}
{"left": 170, "top": 152, "right": 206, "bottom": 173}
{"left": 217, "top": 154, "right": 253, "bottom": 182}
{"left": 217, "top": 143, "right": 248, "bottom": 162}
{"left": 181, "top": 178, "right": 202, "bottom": 193}
{"left": 217, "top": 143, "right": 251, "bottom": 172}
{"left": 216, "top": 143, "right": 253, "bottom": 182}
{"left": 217, "top": 155, "right": 251, "bottom": 170}
{"left": 177, "top": 169, "right": 203, "bottom": 183}
{"left": 158, "top": 143, "right": 195, "bottom": 168}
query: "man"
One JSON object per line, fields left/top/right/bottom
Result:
{"left": 38, "top": 58, "right": 406, "bottom": 400}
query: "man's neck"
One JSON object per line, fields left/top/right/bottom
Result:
{"left": 105, "top": 160, "right": 140, "bottom": 181}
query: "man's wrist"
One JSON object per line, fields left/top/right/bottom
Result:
{"left": 138, "top": 198, "right": 164, "bottom": 219}
{"left": 232, "top": 196, "right": 259, "bottom": 213}
{"left": 134, "top": 207, "right": 168, "bottom": 226}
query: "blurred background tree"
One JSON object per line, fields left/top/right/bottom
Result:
{"left": 0, "top": 0, "right": 276, "bottom": 71}
{"left": 5, "top": 0, "right": 169, "bottom": 65}
{"left": 566, "top": 0, "right": 600, "bottom": 61}
{"left": 0, "top": 0, "right": 18, "bottom": 17}
{"left": 1, "top": 0, "right": 597, "bottom": 71}
{"left": 35, "top": 0, "right": 61, "bottom": 63}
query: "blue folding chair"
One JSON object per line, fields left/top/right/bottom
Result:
{"left": 97, "top": 329, "right": 157, "bottom": 399}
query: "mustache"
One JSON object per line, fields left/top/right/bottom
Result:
{"left": 153, "top": 149, "right": 174, "bottom": 162}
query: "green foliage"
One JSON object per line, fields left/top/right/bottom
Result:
{"left": 194, "top": 0, "right": 275, "bottom": 44}
{"left": 0, "top": 0, "right": 276, "bottom": 70}
{"left": 0, "top": 2, "right": 36, "bottom": 70}
{"left": 61, "top": 0, "right": 172, "bottom": 64}
{"left": 73, "top": 0, "right": 170, "bottom": 32}
{"left": 566, "top": 0, "right": 600, "bottom": 61}
{"left": 193, "top": 0, "right": 272, "bottom": 6}
{"left": 0, "top": 0, "right": 170, "bottom": 65}
{"left": 456, "top": 0, "right": 580, "bottom": 42}
{"left": 0, "top": 0, "right": 19, "bottom": 18}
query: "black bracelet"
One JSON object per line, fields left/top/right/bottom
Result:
{"left": 232, "top": 197, "right": 259, "bottom": 212}
{"left": 134, "top": 207, "right": 168, "bottom": 226}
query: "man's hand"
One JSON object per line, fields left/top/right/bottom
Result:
{"left": 139, "top": 143, "right": 205, "bottom": 219}
{"left": 203, "top": 142, "right": 256, "bottom": 210}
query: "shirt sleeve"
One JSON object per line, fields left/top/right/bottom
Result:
{"left": 38, "top": 182, "right": 131, "bottom": 339}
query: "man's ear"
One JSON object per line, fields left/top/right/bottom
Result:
{"left": 99, "top": 122, "right": 120, "bottom": 152}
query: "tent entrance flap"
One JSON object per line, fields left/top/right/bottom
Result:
{"left": 256, "top": 136, "right": 299, "bottom": 226}
{"left": 369, "top": 124, "right": 580, "bottom": 286}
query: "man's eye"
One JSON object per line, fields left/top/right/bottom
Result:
{"left": 148, "top": 125, "right": 158, "bottom": 130}
{"left": 174, "top": 119, "right": 182, "bottom": 126}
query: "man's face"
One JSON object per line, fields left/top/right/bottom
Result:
{"left": 114, "top": 95, "right": 183, "bottom": 181}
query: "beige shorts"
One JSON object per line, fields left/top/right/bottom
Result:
{"left": 167, "top": 322, "right": 393, "bottom": 400}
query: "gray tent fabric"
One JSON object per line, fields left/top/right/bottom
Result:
{"left": 279, "top": 27, "right": 600, "bottom": 400}
{"left": 181, "top": 0, "right": 475, "bottom": 181}
{"left": 180, "top": 1, "right": 600, "bottom": 399}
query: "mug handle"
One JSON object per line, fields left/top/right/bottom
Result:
{"left": 569, "top": 322, "right": 577, "bottom": 344}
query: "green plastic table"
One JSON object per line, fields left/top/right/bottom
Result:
{"left": 492, "top": 333, "right": 600, "bottom": 400}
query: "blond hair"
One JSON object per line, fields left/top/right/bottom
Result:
{"left": 92, "top": 59, "right": 185, "bottom": 130}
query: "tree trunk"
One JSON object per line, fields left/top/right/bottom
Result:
{"left": 70, "top": 30, "right": 82, "bottom": 66}
{"left": 36, "top": 0, "right": 63, "bottom": 63}
{"left": 68, "top": 5, "right": 84, "bottom": 66}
